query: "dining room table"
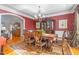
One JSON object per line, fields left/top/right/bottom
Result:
{"left": 41, "top": 33, "right": 57, "bottom": 51}
{"left": 42, "top": 33, "right": 57, "bottom": 41}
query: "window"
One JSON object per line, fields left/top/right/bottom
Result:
{"left": 59, "top": 20, "right": 67, "bottom": 29}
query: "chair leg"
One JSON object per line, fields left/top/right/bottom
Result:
{"left": 0, "top": 46, "right": 4, "bottom": 55}
{"left": 62, "top": 47, "right": 64, "bottom": 55}
{"left": 51, "top": 42, "right": 54, "bottom": 52}
{"left": 40, "top": 46, "right": 42, "bottom": 51}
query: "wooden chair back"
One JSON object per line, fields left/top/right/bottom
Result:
{"left": 24, "top": 31, "right": 31, "bottom": 40}
{"left": 33, "top": 31, "right": 42, "bottom": 41}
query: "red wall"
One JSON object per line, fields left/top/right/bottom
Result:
{"left": 22, "top": 16, "right": 36, "bottom": 30}
{"left": 0, "top": 9, "right": 36, "bottom": 30}
{"left": 47, "top": 13, "right": 75, "bottom": 31}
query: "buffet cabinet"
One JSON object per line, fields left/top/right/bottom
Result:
{"left": 36, "top": 20, "right": 55, "bottom": 32}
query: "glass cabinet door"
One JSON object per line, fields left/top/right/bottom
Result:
{"left": 47, "top": 20, "right": 54, "bottom": 30}
{"left": 36, "top": 22, "right": 41, "bottom": 29}
{"left": 41, "top": 21, "right": 47, "bottom": 30}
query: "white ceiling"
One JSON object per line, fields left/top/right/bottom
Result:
{"left": 1, "top": 4, "right": 76, "bottom": 18}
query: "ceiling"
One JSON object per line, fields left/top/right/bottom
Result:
{"left": 0, "top": 4, "right": 77, "bottom": 18}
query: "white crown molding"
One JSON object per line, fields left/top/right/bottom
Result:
{"left": 71, "top": 4, "right": 78, "bottom": 11}
{"left": 0, "top": 5, "right": 34, "bottom": 19}
{"left": 46, "top": 5, "right": 77, "bottom": 17}
{"left": 46, "top": 10, "right": 75, "bottom": 17}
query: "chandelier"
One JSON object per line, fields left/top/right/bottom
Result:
{"left": 34, "top": 6, "right": 46, "bottom": 21}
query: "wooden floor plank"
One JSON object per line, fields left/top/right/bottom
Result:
{"left": 71, "top": 48, "right": 79, "bottom": 55}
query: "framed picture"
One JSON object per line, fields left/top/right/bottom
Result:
{"left": 59, "top": 20, "right": 67, "bottom": 29}
{"left": 36, "top": 22, "right": 40, "bottom": 28}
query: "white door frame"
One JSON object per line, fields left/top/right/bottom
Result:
{"left": 0, "top": 13, "right": 26, "bottom": 37}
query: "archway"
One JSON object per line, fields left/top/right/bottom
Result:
{"left": 0, "top": 13, "right": 25, "bottom": 39}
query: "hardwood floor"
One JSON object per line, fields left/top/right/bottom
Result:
{"left": 71, "top": 48, "right": 79, "bottom": 55}
{"left": 2, "top": 36, "right": 79, "bottom": 55}
{"left": 7, "top": 36, "right": 21, "bottom": 45}
{"left": 3, "top": 36, "right": 21, "bottom": 55}
{"left": 4, "top": 46, "right": 16, "bottom": 55}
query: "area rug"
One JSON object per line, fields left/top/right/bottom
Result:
{"left": 10, "top": 41, "right": 64, "bottom": 55}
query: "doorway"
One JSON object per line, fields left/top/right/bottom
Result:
{"left": 0, "top": 13, "right": 25, "bottom": 40}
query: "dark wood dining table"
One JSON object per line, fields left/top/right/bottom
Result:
{"left": 42, "top": 34, "right": 56, "bottom": 41}
{"left": 40, "top": 33, "right": 57, "bottom": 52}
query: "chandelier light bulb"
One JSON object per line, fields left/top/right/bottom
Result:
{"left": 38, "top": 13, "right": 41, "bottom": 17}
{"left": 34, "top": 15, "right": 37, "bottom": 18}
